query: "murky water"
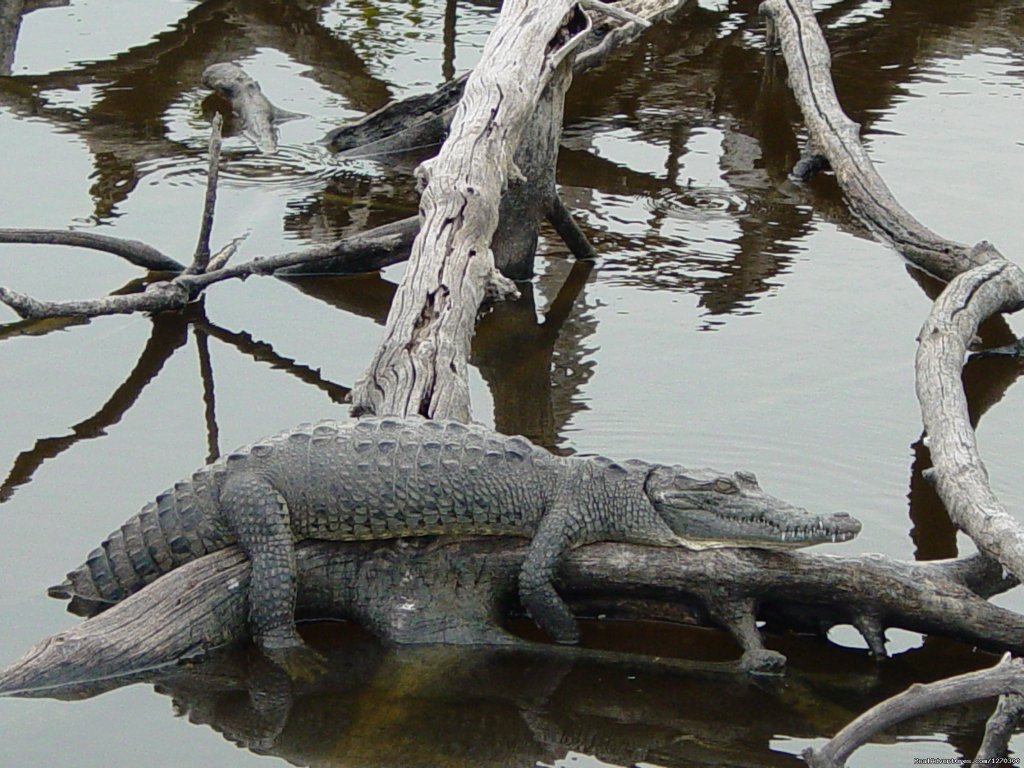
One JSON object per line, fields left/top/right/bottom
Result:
{"left": 1, "top": 0, "right": 1023, "bottom": 765}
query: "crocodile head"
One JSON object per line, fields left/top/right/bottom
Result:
{"left": 644, "top": 465, "right": 861, "bottom": 548}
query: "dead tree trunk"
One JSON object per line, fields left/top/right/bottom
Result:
{"left": 490, "top": 60, "right": 574, "bottom": 280}
{"left": 759, "top": 0, "right": 1007, "bottom": 280}
{"left": 349, "top": 2, "right": 590, "bottom": 421}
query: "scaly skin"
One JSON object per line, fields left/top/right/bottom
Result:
{"left": 50, "top": 417, "right": 861, "bottom": 659}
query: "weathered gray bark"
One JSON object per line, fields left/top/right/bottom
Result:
{"left": 758, "top": 0, "right": 1006, "bottom": 281}
{"left": 760, "top": 0, "right": 1024, "bottom": 617}
{"left": 275, "top": 216, "right": 417, "bottom": 277}
{"left": 1, "top": 539, "right": 1019, "bottom": 696}
{"left": 322, "top": 1, "right": 689, "bottom": 159}
{"left": 491, "top": 60, "right": 574, "bottom": 279}
{"left": 756, "top": 2, "right": 1024, "bottom": 762}
{"left": 324, "top": 0, "right": 685, "bottom": 276}
{"left": 0, "top": 217, "right": 420, "bottom": 320}
{"left": 0, "top": 0, "right": 25, "bottom": 76}
{"left": 348, "top": 1, "right": 590, "bottom": 421}
{"left": 0, "top": 228, "right": 185, "bottom": 272}
{"left": 977, "top": 693, "right": 1024, "bottom": 763}
{"left": 188, "top": 113, "right": 223, "bottom": 273}
{"left": 916, "top": 260, "right": 1024, "bottom": 584}
{"left": 803, "top": 655, "right": 1024, "bottom": 768}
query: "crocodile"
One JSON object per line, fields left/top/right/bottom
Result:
{"left": 50, "top": 417, "right": 860, "bottom": 664}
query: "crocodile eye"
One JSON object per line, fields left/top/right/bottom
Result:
{"left": 714, "top": 478, "right": 738, "bottom": 494}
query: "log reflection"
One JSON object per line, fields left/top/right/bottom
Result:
{"left": 29, "top": 626, "right": 1003, "bottom": 768}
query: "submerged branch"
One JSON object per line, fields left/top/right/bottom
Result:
{"left": 803, "top": 655, "right": 1024, "bottom": 768}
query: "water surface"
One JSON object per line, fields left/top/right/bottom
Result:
{"left": 1, "top": 1, "right": 1023, "bottom": 766}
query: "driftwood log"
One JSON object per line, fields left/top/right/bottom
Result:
{"left": 757, "top": 0, "right": 1024, "bottom": 763}
{"left": 917, "top": 261, "right": 1024, "bottom": 583}
{"left": 758, "top": 0, "right": 1006, "bottom": 281}
{"left": 1, "top": 538, "right": 1020, "bottom": 696}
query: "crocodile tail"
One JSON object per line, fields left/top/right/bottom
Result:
{"left": 48, "top": 478, "right": 230, "bottom": 616}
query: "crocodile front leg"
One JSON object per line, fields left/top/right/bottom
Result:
{"left": 220, "top": 472, "right": 324, "bottom": 679}
{"left": 519, "top": 504, "right": 580, "bottom": 644}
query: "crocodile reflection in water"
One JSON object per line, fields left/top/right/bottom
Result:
{"left": 28, "top": 629, "right": 997, "bottom": 768}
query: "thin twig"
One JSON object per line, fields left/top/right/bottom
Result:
{"left": 0, "top": 229, "right": 184, "bottom": 272}
{"left": 579, "top": 0, "right": 651, "bottom": 27}
{"left": 189, "top": 114, "right": 223, "bottom": 273}
{"left": 206, "top": 232, "right": 247, "bottom": 273}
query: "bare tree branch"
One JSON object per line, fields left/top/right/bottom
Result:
{"left": 0, "top": 228, "right": 184, "bottom": 272}
{"left": 758, "top": 0, "right": 1006, "bottom": 281}
{"left": 976, "top": 692, "right": 1024, "bottom": 763}
{"left": 189, "top": 113, "right": 223, "bottom": 273}
{"left": 916, "top": 259, "right": 1024, "bottom": 584}
{"left": 803, "top": 655, "right": 1024, "bottom": 768}
{"left": 0, "top": 219, "right": 418, "bottom": 320}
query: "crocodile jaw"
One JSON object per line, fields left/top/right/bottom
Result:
{"left": 660, "top": 507, "right": 862, "bottom": 549}
{"left": 644, "top": 465, "right": 862, "bottom": 549}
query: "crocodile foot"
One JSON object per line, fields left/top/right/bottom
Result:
{"left": 259, "top": 638, "right": 327, "bottom": 682}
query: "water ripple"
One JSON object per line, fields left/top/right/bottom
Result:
{"left": 649, "top": 186, "right": 747, "bottom": 221}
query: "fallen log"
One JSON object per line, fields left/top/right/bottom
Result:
{"left": 758, "top": 0, "right": 1007, "bottom": 281}
{"left": 1, "top": 538, "right": 1020, "bottom": 695}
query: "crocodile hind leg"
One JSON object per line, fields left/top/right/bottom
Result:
{"left": 220, "top": 472, "right": 325, "bottom": 679}
{"left": 519, "top": 507, "right": 580, "bottom": 644}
